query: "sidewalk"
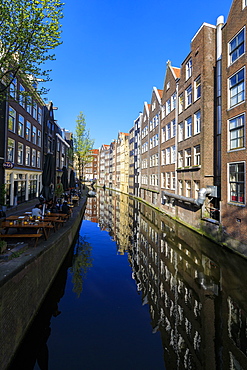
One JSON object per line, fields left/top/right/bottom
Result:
{"left": 5, "top": 199, "right": 38, "bottom": 217}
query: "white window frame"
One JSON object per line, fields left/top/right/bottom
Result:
{"left": 178, "top": 150, "right": 183, "bottom": 167}
{"left": 17, "top": 142, "right": 24, "bottom": 165}
{"left": 178, "top": 94, "right": 183, "bottom": 114}
{"left": 32, "top": 148, "right": 36, "bottom": 167}
{"left": 194, "top": 75, "right": 201, "bottom": 100}
{"left": 8, "top": 106, "right": 16, "bottom": 132}
{"left": 25, "top": 146, "right": 31, "bottom": 166}
{"left": 32, "top": 126, "right": 37, "bottom": 145}
{"left": 229, "top": 113, "right": 245, "bottom": 150}
{"left": 228, "top": 162, "right": 245, "bottom": 204}
{"left": 185, "top": 148, "right": 191, "bottom": 166}
{"left": 186, "top": 58, "right": 192, "bottom": 80}
{"left": 229, "top": 28, "right": 245, "bottom": 65}
{"left": 166, "top": 147, "right": 171, "bottom": 165}
{"left": 18, "top": 114, "right": 24, "bottom": 137}
{"left": 194, "top": 111, "right": 201, "bottom": 135}
{"left": 7, "top": 138, "right": 15, "bottom": 162}
{"left": 166, "top": 99, "right": 171, "bottom": 115}
{"left": 229, "top": 68, "right": 245, "bottom": 108}
{"left": 194, "top": 145, "right": 201, "bottom": 166}
{"left": 178, "top": 122, "right": 184, "bottom": 142}
{"left": 185, "top": 85, "right": 192, "bottom": 107}
{"left": 185, "top": 116, "right": 192, "bottom": 138}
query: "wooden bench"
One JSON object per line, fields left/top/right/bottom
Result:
{"left": 0, "top": 233, "right": 43, "bottom": 247}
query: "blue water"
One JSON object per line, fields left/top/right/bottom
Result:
{"left": 37, "top": 220, "right": 165, "bottom": 369}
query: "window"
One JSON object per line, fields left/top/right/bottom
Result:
{"left": 8, "top": 106, "right": 16, "bottom": 132}
{"left": 171, "top": 172, "right": 175, "bottom": 189}
{"left": 194, "top": 111, "right": 201, "bottom": 134}
{"left": 161, "top": 150, "right": 165, "bottom": 165}
{"left": 161, "top": 127, "right": 165, "bottom": 143}
{"left": 37, "top": 151, "right": 41, "bottom": 168}
{"left": 229, "top": 29, "right": 244, "bottom": 64}
{"left": 185, "top": 85, "right": 192, "bottom": 107}
{"left": 7, "top": 138, "right": 15, "bottom": 162}
{"left": 166, "top": 147, "right": 171, "bottom": 164}
{"left": 10, "top": 77, "right": 17, "bottom": 100}
{"left": 178, "top": 94, "right": 183, "bottom": 114}
{"left": 38, "top": 107, "right": 42, "bottom": 124}
{"left": 18, "top": 115, "right": 24, "bottom": 137}
{"left": 194, "top": 76, "right": 201, "bottom": 100}
{"left": 166, "top": 123, "right": 171, "bottom": 140}
{"left": 229, "top": 114, "right": 245, "bottom": 150}
{"left": 25, "top": 121, "right": 31, "bottom": 141}
{"left": 32, "top": 149, "right": 36, "bottom": 167}
{"left": 26, "top": 97, "right": 32, "bottom": 115}
{"left": 178, "top": 150, "right": 183, "bottom": 167}
{"left": 166, "top": 99, "right": 171, "bottom": 115}
{"left": 32, "top": 126, "right": 37, "bottom": 144}
{"left": 19, "top": 84, "right": 25, "bottom": 107}
{"left": 194, "top": 181, "right": 200, "bottom": 196}
{"left": 171, "top": 119, "right": 176, "bottom": 138}
{"left": 171, "top": 93, "right": 176, "bottom": 111}
{"left": 17, "top": 142, "right": 24, "bottom": 164}
{"left": 33, "top": 102, "right": 37, "bottom": 119}
{"left": 37, "top": 130, "right": 42, "bottom": 146}
{"left": 194, "top": 145, "right": 201, "bottom": 165}
{"left": 178, "top": 180, "right": 183, "bottom": 195}
{"left": 229, "top": 162, "right": 244, "bottom": 203}
{"left": 229, "top": 69, "right": 245, "bottom": 108}
{"left": 161, "top": 173, "right": 165, "bottom": 188}
{"left": 178, "top": 122, "right": 184, "bottom": 142}
{"left": 185, "top": 116, "right": 192, "bottom": 138}
{"left": 186, "top": 180, "right": 191, "bottom": 197}
{"left": 166, "top": 173, "right": 171, "bottom": 189}
{"left": 185, "top": 148, "right": 191, "bottom": 166}
{"left": 186, "top": 58, "right": 192, "bottom": 80}
{"left": 25, "top": 146, "right": 31, "bottom": 166}
{"left": 171, "top": 145, "right": 176, "bottom": 163}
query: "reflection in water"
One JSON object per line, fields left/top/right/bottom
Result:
{"left": 86, "top": 189, "right": 247, "bottom": 369}
{"left": 70, "top": 235, "right": 93, "bottom": 297}
{"left": 8, "top": 237, "right": 93, "bottom": 370}
{"left": 9, "top": 189, "right": 247, "bottom": 369}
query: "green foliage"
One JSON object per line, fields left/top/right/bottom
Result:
{"left": 70, "top": 236, "right": 93, "bottom": 297}
{"left": 0, "top": 0, "right": 64, "bottom": 99}
{"left": 0, "top": 184, "right": 7, "bottom": 206}
{"left": 73, "top": 112, "right": 94, "bottom": 179}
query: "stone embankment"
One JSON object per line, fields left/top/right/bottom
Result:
{"left": 0, "top": 195, "right": 87, "bottom": 370}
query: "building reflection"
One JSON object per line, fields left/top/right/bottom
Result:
{"left": 96, "top": 189, "right": 247, "bottom": 369}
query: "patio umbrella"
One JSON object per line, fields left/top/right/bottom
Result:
{"left": 40, "top": 153, "right": 55, "bottom": 201}
{"left": 69, "top": 170, "right": 76, "bottom": 189}
{"left": 61, "top": 166, "right": 69, "bottom": 191}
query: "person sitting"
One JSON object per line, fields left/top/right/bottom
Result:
{"left": 32, "top": 204, "right": 43, "bottom": 217}
{"left": 61, "top": 201, "right": 70, "bottom": 215}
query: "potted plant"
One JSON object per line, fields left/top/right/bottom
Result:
{"left": 0, "top": 184, "right": 7, "bottom": 214}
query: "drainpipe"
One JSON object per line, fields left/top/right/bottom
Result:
{"left": 162, "top": 186, "right": 214, "bottom": 207}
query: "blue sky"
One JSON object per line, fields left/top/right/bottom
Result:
{"left": 45, "top": 0, "right": 233, "bottom": 149}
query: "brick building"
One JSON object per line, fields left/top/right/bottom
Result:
{"left": 221, "top": 0, "right": 247, "bottom": 245}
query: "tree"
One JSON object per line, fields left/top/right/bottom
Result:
{"left": 0, "top": 0, "right": 64, "bottom": 100}
{"left": 74, "top": 112, "right": 94, "bottom": 183}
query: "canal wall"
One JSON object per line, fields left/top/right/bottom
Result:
{"left": 107, "top": 187, "right": 247, "bottom": 260}
{"left": 0, "top": 197, "right": 87, "bottom": 370}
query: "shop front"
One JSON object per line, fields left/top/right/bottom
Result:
{"left": 5, "top": 169, "right": 42, "bottom": 206}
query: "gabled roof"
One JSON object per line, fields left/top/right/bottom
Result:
{"left": 171, "top": 67, "right": 180, "bottom": 79}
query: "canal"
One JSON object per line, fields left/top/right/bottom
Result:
{"left": 8, "top": 190, "right": 247, "bottom": 369}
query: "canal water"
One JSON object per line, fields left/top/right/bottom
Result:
{"left": 8, "top": 190, "right": 247, "bottom": 369}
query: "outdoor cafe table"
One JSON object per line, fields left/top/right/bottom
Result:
{"left": 48, "top": 213, "right": 68, "bottom": 220}
{"left": 1, "top": 220, "right": 53, "bottom": 240}
{"left": 5, "top": 215, "right": 29, "bottom": 221}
